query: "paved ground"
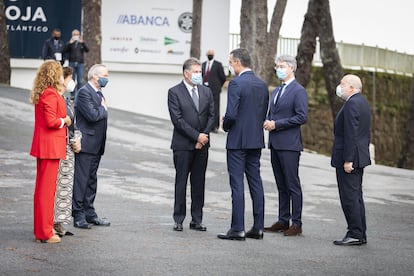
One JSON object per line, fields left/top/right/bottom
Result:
{"left": 0, "top": 84, "right": 413, "bottom": 275}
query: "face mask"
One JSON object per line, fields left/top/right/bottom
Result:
{"left": 336, "top": 85, "right": 344, "bottom": 98}
{"left": 228, "top": 65, "right": 235, "bottom": 76}
{"left": 191, "top": 73, "right": 202, "bottom": 85}
{"left": 98, "top": 77, "right": 109, "bottom": 88}
{"left": 54, "top": 36, "right": 60, "bottom": 40}
{"left": 65, "top": 79, "right": 76, "bottom": 93}
{"left": 72, "top": 35, "right": 80, "bottom": 41}
{"left": 60, "top": 76, "right": 64, "bottom": 84}
{"left": 207, "top": 55, "right": 214, "bottom": 61}
{"left": 276, "top": 68, "right": 287, "bottom": 80}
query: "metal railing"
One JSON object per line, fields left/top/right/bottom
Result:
{"left": 229, "top": 33, "right": 414, "bottom": 76}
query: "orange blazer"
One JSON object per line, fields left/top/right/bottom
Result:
{"left": 30, "top": 87, "right": 67, "bottom": 159}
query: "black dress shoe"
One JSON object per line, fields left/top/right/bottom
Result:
{"left": 246, "top": 228, "right": 263, "bottom": 239}
{"left": 86, "top": 217, "right": 111, "bottom": 226}
{"left": 173, "top": 223, "right": 183, "bottom": 231}
{"left": 189, "top": 222, "right": 207, "bottom": 231}
{"left": 74, "top": 220, "right": 91, "bottom": 229}
{"left": 333, "top": 237, "right": 363, "bottom": 246}
{"left": 217, "top": 230, "right": 246, "bottom": 241}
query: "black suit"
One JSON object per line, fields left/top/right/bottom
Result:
{"left": 167, "top": 81, "right": 215, "bottom": 224}
{"left": 202, "top": 60, "right": 226, "bottom": 130}
{"left": 331, "top": 92, "right": 371, "bottom": 240}
{"left": 72, "top": 82, "right": 108, "bottom": 223}
{"left": 41, "top": 37, "right": 65, "bottom": 65}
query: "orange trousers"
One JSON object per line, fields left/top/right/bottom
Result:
{"left": 34, "top": 158, "right": 59, "bottom": 240}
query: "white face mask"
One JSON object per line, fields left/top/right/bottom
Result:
{"left": 65, "top": 79, "right": 76, "bottom": 93}
{"left": 336, "top": 85, "right": 344, "bottom": 98}
{"left": 60, "top": 76, "right": 64, "bottom": 84}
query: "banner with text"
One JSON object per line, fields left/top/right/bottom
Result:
{"left": 5, "top": 0, "right": 81, "bottom": 59}
{"left": 102, "top": 0, "right": 192, "bottom": 64}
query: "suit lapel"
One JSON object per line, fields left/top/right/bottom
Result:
{"left": 180, "top": 81, "right": 199, "bottom": 112}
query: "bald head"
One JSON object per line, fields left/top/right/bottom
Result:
{"left": 343, "top": 74, "right": 362, "bottom": 92}
{"left": 206, "top": 49, "right": 214, "bottom": 61}
{"left": 338, "top": 74, "right": 362, "bottom": 99}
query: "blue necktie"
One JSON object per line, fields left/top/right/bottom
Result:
{"left": 274, "top": 83, "right": 286, "bottom": 105}
{"left": 97, "top": 91, "right": 104, "bottom": 100}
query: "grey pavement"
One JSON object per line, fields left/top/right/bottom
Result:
{"left": 0, "top": 84, "right": 413, "bottom": 276}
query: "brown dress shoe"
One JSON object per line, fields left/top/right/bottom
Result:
{"left": 284, "top": 225, "right": 302, "bottom": 236}
{"left": 264, "top": 221, "right": 289, "bottom": 233}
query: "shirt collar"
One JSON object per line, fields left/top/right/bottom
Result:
{"left": 238, "top": 68, "right": 252, "bottom": 76}
{"left": 183, "top": 80, "right": 197, "bottom": 93}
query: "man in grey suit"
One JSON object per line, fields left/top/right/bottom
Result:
{"left": 217, "top": 48, "right": 269, "bottom": 241}
{"left": 167, "top": 58, "right": 215, "bottom": 232}
{"left": 264, "top": 55, "right": 308, "bottom": 236}
{"left": 73, "top": 64, "right": 111, "bottom": 229}
{"left": 331, "top": 74, "right": 371, "bottom": 246}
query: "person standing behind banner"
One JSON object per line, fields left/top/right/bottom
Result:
{"left": 53, "top": 66, "right": 81, "bottom": 237}
{"left": 42, "top": 28, "right": 65, "bottom": 65}
{"left": 72, "top": 64, "right": 111, "bottom": 229}
{"left": 30, "top": 60, "right": 72, "bottom": 244}
{"left": 202, "top": 49, "right": 226, "bottom": 132}
{"left": 217, "top": 48, "right": 269, "bottom": 241}
{"left": 63, "top": 29, "right": 90, "bottom": 97}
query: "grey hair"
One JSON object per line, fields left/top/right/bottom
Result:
{"left": 183, "top": 57, "right": 201, "bottom": 72}
{"left": 87, "top": 64, "right": 107, "bottom": 80}
{"left": 344, "top": 74, "right": 363, "bottom": 92}
{"left": 275, "top": 55, "right": 297, "bottom": 71}
{"left": 230, "top": 48, "right": 251, "bottom": 67}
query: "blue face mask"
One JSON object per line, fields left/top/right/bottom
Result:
{"left": 191, "top": 73, "right": 202, "bottom": 85}
{"left": 98, "top": 77, "right": 109, "bottom": 88}
{"left": 276, "top": 68, "right": 287, "bottom": 80}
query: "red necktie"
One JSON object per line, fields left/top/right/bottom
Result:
{"left": 204, "top": 62, "right": 210, "bottom": 82}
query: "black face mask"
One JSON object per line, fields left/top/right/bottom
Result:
{"left": 53, "top": 36, "right": 60, "bottom": 40}
{"left": 207, "top": 55, "right": 214, "bottom": 61}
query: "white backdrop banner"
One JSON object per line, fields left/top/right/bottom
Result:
{"left": 102, "top": 0, "right": 192, "bottom": 64}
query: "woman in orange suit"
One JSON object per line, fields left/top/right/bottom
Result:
{"left": 30, "top": 60, "right": 72, "bottom": 243}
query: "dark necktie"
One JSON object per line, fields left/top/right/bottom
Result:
{"left": 274, "top": 83, "right": 286, "bottom": 105}
{"left": 204, "top": 62, "right": 210, "bottom": 82}
{"left": 97, "top": 91, "right": 105, "bottom": 102}
{"left": 191, "top": 87, "right": 199, "bottom": 111}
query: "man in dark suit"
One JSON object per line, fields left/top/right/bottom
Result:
{"left": 217, "top": 48, "right": 269, "bottom": 241}
{"left": 263, "top": 55, "right": 308, "bottom": 236}
{"left": 202, "top": 49, "right": 227, "bottom": 132}
{"left": 72, "top": 64, "right": 110, "bottom": 229}
{"left": 167, "top": 58, "right": 215, "bottom": 232}
{"left": 41, "top": 28, "right": 65, "bottom": 65}
{"left": 331, "top": 74, "right": 371, "bottom": 246}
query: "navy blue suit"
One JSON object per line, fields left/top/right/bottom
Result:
{"left": 223, "top": 70, "right": 269, "bottom": 232}
{"left": 331, "top": 92, "right": 371, "bottom": 240}
{"left": 267, "top": 79, "right": 308, "bottom": 227}
{"left": 168, "top": 81, "right": 215, "bottom": 224}
{"left": 72, "top": 82, "right": 108, "bottom": 222}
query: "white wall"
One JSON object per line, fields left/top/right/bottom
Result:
{"left": 10, "top": 0, "right": 230, "bottom": 121}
